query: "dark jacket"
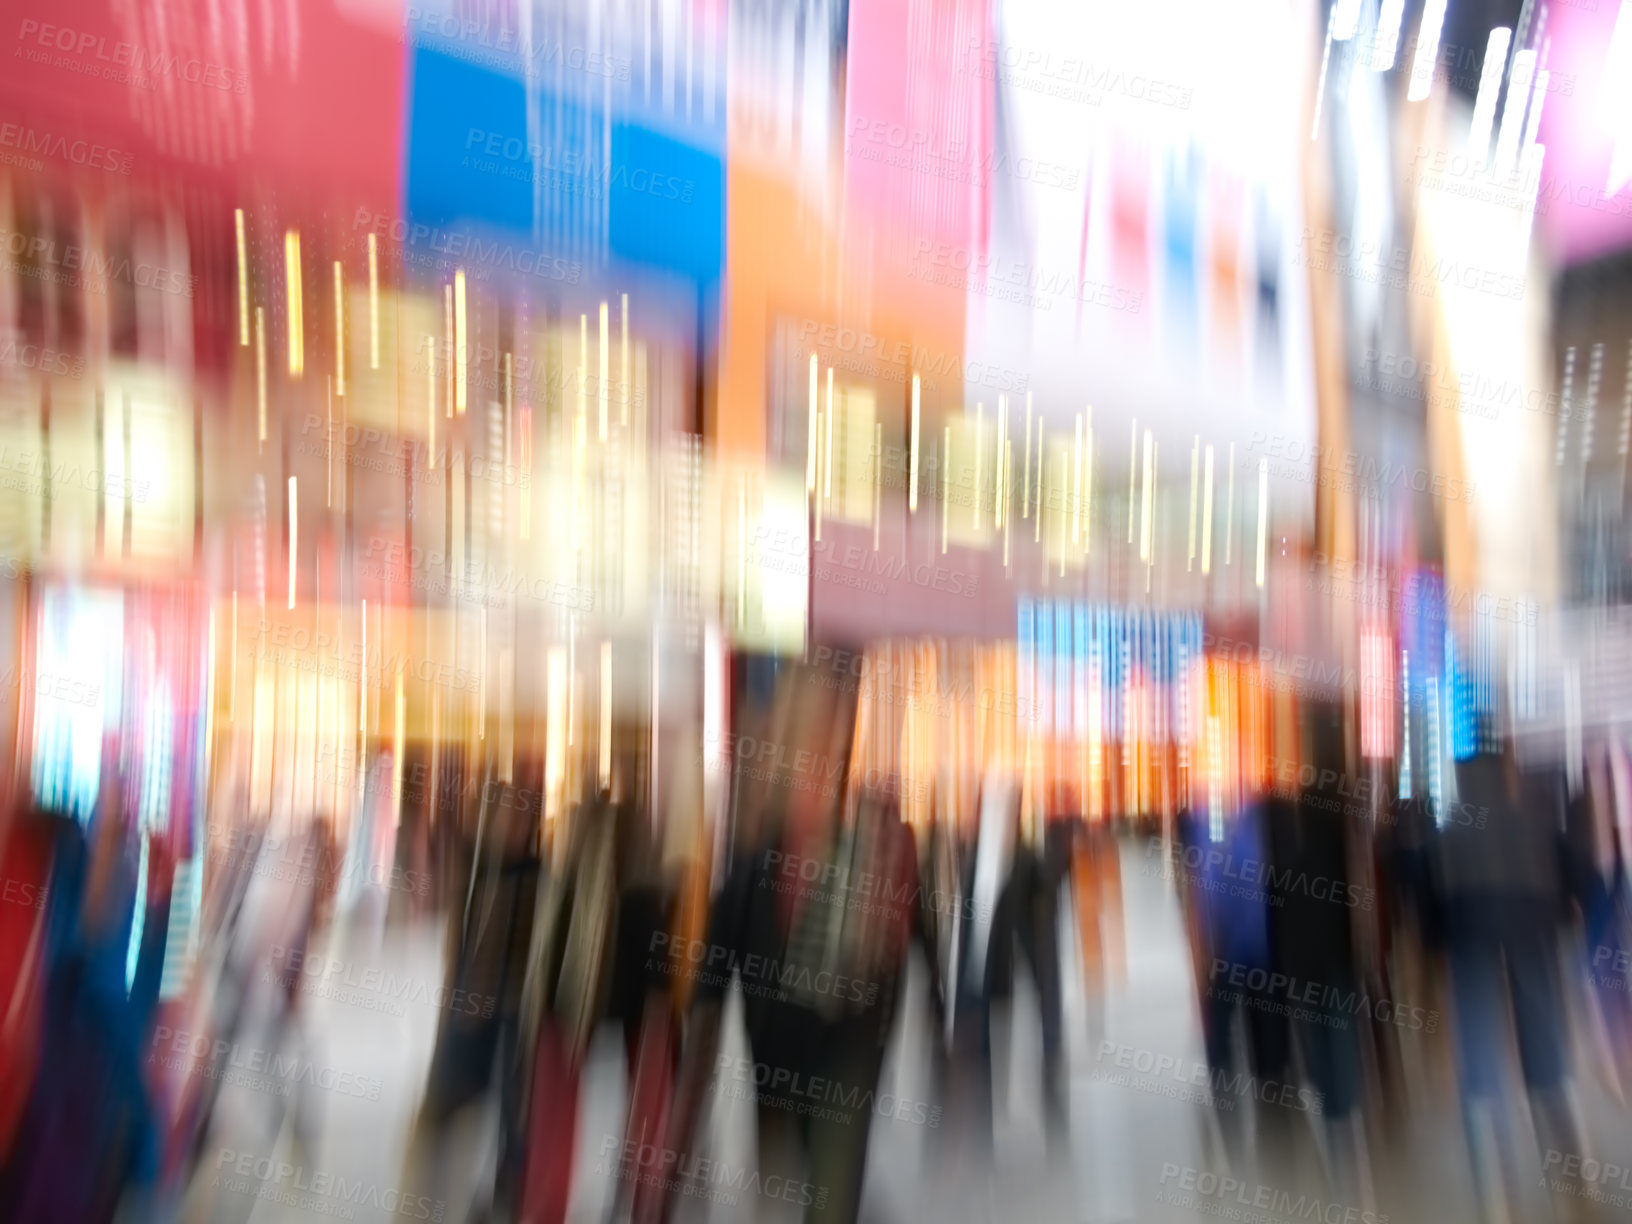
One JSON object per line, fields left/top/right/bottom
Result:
{"left": 1269, "top": 784, "right": 1357, "bottom": 987}
{"left": 1436, "top": 754, "right": 1568, "bottom": 941}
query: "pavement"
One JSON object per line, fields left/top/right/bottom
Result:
{"left": 167, "top": 838, "right": 1632, "bottom": 1223}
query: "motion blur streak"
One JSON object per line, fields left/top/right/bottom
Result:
{"left": 3, "top": 1, "right": 1632, "bottom": 1222}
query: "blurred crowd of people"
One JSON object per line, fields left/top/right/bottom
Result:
{"left": 1, "top": 663, "right": 1631, "bottom": 1224}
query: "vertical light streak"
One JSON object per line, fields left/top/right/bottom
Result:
{"left": 520, "top": 406, "right": 532, "bottom": 541}
{"left": 941, "top": 425, "right": 951, "bottom": 554}
{"left": 1035, "top": 424, "right": 1044, "bottom": 542}
{"left": 443, "top": 286, "right": 454, "bottom": 418}
{"left": 1003, "top": 439, "right": 1013, "bottom": 568}
{"left": 426, "top": 336, "right": 436, "bottom": 467}
{"left": 287, "top": 477, "right": 298, "bottom": 610}
{"left": 235, "top": 208, "right": 249, "bottom": 345}
{"left": 807, "top": 355, "right": 819, "bottom": 493}
{"left": 620, "top": 294, "right": 630, "bottom": 427}
{"left": 996, "top": 397, "right": 1009, "bottom": 531}
{"left": 1311, "top": 5, "right": 1335, "bottom": 140}
{"left": 1603, "top": 1, "right": 1632, "bottom": 195}
{"left": 545, "top": 648, "right": 566, "bottom": 825}
{"left": 501, "top": 649, "right": 514, "bottom": 785}
{"left": 579, "top": 316, "right": 589, "bottom": 428}
{"left": 1523, "top": 70, "right": 1550, "bottom": 155}
{"left": 1060, "top": 450, "right": 1070, "bottom": 577}
{"left": 873, "top": 422, "right": 883, "bottom": 549}
{"left": 368, "top": 233, "right": 379, "bottom": 370}
{"left": 599, "top": 301, "right": 609, "bottom": 442}
{"left": 1127, "top": 419, "right": 1138, "bottom": 544}
{"left": 454, "top": 270, "right": 468, "bottom": 415}
{"left": 230, "top": 590, "right": 238, "bottom": 724}
{"left": 1401, "top": 650, "right": 1412, "bottom": 799}
{"left": 825, "top": 369, "right": 835, "bottom": 501}
{"left": 1493, "top": 48, "right": 1537, "bottom": 179}
{"left": 504, "top": 352, "right": 514, "bottom": 469}
{"left": 1469, "top": 29, "right": 1514, "bottom": 168}
{"left": 1255, "top": 459, "right": 1269, "bottom": 588}
{"left": 909, "top": 374, "right": 921, "bottom": 512}
{"left": 1408, "top": 0, "right": 1449, "bottom": 102}
{"left": 738, "top": 474, "right": 748, "bottom": 627}
{"left": 600, "top": 641, "right": 612, "bottom": 790}
{"left": 567, "top": 621, "right": 577, "bottom": 750}
{"left": 1072, "top": 413, "right": 1084, "bottom": 546}
{"left": 1139, "top": 430, "right": 1153, "bottom": 562}
{"left": 1201, "top": 445, "right": 1214, "bottom": 574}
{"left": 1022, "top": 395, "right": 1032, "bottom": 519}
{"left": 255, "top": 307, "right": 267, "bottom": 448}
{"left": 1083, "top": 421, "right": 1094, "bottom": 552}
{"left": 973, "top": 403, "right": 985, "bottom": 530}
{"left": 392, "top": 669, "right": 405, "bottom": 815}
{"left": 1372, "top": 0, "right": 1406, "bottom": 71}
{"left": 333, "top": 261, "right": 345, "bottom": 397}
{"left": 1147, "top": 442, "right": 1158, "bottom": 592}
{"left": 359, "top": 599, "right": 367, "bottom": 735}
{"left": 1188, "top": 436, "right": 1199, "bottom": 571}
{"left": 285, "top": 231, "right": 303, "bottom": 376}
{"left": 326, "top": 379, "right": 334, "bottom": 508}
{"left": 1225, "top": 443, "right": 1236, "bottom": 564}
{"left": 1332, "top": 0, "right": 1361, "bottom": 41}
